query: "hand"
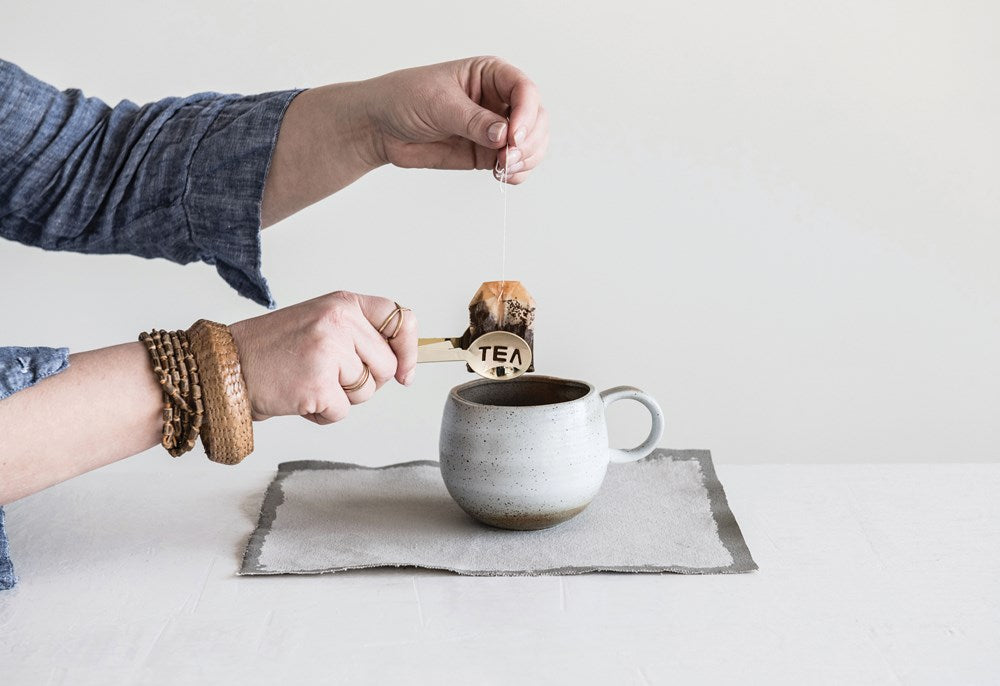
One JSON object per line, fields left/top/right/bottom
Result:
{"left": 260, "top": 56, "right": 547, "bottom": 225}
{"left": 363, "top": 56, "right": 549, "bottom": 185}
{"left": 227, "top": 291, "right": 417, "bottom": 424}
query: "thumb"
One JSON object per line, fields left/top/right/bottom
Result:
{"left": 444, "top": 97, "right": 508, "bottom": 149}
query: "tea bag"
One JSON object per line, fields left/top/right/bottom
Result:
{"left": 416, "top": 281, "right": 536, "bottom": 378}
{"left": 459, "top": 281, "right": 535, "bottom": 373}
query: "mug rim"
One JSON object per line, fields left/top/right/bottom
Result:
{"left": 449, "top": 374, "right": 596, "bottom": 409}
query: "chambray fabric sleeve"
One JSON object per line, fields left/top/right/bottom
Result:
{"left": 0, "top": 506, "right": 14, "bottom": 590}
{"left": 0, "top": 59, "right": 303, "bottom": 590}
{"left": 0, "top": 58, "right": 303, "bottom": 308}
{"left": 0, "top": 346, "right": 70, "bottom": 590}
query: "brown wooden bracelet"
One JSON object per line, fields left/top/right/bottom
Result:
{"left": 186, "top": 319, "right": 254, "bottom": 465}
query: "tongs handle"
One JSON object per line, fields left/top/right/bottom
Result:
{"left": 417, "top": 337, "right": 467, "bottom": 363}
{"left": 416, "top": 332, "right": 532, "bottom": 379}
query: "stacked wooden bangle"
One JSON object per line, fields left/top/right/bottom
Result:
{"left": 138, "top": 329, "right": 204, "bottom": 457}
{"left": 139, "top": 320, "right": 254, "bottom": 465}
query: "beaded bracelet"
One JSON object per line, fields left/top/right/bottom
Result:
{"left": 138, "top": 329, "right": 204, "bottom": 457}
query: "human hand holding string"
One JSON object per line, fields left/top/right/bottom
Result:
{"left": 363, "top": 56, "right": 550, "bottom": 184}
{"left": 262, "top": 55, "right": 548, "bottom": 225}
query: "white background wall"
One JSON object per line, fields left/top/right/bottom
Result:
{"left": 3, "top": 1, "right": 997, "bottom": 471}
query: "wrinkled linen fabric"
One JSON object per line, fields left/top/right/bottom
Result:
{"left": 0, "top": 58, "right": 302, "bottom": 589}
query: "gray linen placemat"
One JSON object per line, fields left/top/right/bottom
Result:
{"left": 240, "top": 449, "right": 756, "bottom": 576}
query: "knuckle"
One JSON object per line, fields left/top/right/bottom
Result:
{"left": 326, "top": 290, "right": 354, "bottom": 306}
{"left": 323, "top": 309, "right": 348, "bottom": 332}
{"left": 401, "top": 311, "right": 418, "bottom": 334}
{"left": 322, "top": 295, "right": 360, "bottom": 330}
{"left": 304, "top": 322, "right": 338, "bottom": 362}
{"left": 325, "top": 290, "right": 356, "bottom": 311}
{"left": 475, "top": 54, "right": 502, "bottom": 67}
{"left": 468, "top": 109, "right": 492, "bottom": 138}
{"left": 327, "top": 396, "right": 351, "bottom": 421}
{"left": 377, "top": 356, "right": 399, "bottom": 382}
{"left": 366, "top": 348, "right": 396, "bottom": 382}
{"left": 305, "top": 313, "right": 332, "bottom": 339}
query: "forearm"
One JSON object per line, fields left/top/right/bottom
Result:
{"left": 260, "top": 82, "right": 384, "bottom": 227}
{"left": 0, "top": 342, "right": 161, "bottom": 504}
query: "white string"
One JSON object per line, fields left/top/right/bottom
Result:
{"left": 496, "top": 134, "right": 510, "bottom": 302}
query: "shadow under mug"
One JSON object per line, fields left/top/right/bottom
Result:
{"left": 439, "top": 375, "right": 665, "bottom": 530}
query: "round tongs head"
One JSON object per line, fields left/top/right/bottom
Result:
{"left": 465, "top": 331, "right": 533, "bottom": 380}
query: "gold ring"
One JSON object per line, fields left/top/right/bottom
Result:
{"left": 377, "top": 303, "right": 411, "bottom": 341}
{"left": 341, "top": 364, "right": 370, "bottom": 393}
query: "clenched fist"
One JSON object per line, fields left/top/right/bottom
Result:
{"left": 228, "top": 291, "right": 417, "bottom": 425}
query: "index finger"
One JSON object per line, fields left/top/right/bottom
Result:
{"left": 358, "top": 295, "right": 419, "bottom": 386}
{"left": 484, "top": 59, "right": 541, "bottom": 147}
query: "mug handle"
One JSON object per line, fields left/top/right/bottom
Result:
{"left": 600, "top": 386, "right": 665, "bottom": 464}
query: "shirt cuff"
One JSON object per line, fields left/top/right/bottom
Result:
{"left": 183, "top": 89, "right": 303, "bottom": 309}
{"left": 0, "top": 506, "right": 14, "bottom": 591}
{"left": 0, "top": 345, "right": 70, "bottom": 591}
{"left": 0, "top": 346, "right": 70, "bottom": 401}
{"left": 0, "top": 507, "right": 17, "bottom": 591}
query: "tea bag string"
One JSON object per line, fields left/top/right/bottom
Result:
{"left": 495, "top": 123, "right": 510, "bottom": 302}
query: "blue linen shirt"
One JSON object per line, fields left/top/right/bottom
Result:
{"left": 0, "top": 58, "right": 301, "bottom": 590}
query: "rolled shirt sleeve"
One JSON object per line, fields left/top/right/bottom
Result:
{"left": 0, "top": 346, "right": 71, "bottom": 590}
{"left": 0, "top": 346, "right": 70, "bottom": 400}
{"left": 0, "top": 506, "right": 13, "bottom": 590}
{"left": 0, "top": 58, "right": 302, "bottom": 308}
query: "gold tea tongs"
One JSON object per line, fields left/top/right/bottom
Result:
{"left": 417, "top": 331, "right": 533, "bottom": 380}
{"left": 414, "top": 280, "right": 535, "bottom": 380}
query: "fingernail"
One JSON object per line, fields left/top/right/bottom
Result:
{"left": 514, "top": 127, "right": 527, "bottom": 145}
{"left": 403, "top": 370, "right": 415, "bottom": 386}
{"left": 506, "top": 148, "right": 522, "bottom": 165}
{"left": 488, "top": 121, "right": 507, "bottom": 143}
{"left": 507, "top": 160, "right": 524, "bottom": 173}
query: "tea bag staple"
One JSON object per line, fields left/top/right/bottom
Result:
{"left": 240, "top": 450, "right": 756, "bottom": 576}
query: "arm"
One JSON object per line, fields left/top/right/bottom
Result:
{"left": 0, "top": 56, "right": 547, "bottom": 503}
{"left": 0, "top": 343, "right": 162, "bottom": 503}
{"left": 1, "top": 56, "right": 547, "bottom": 302}
{"left": 0, "top": 291, "right": 419, "bottom": 505}
{"left": 0, "top": 56, "right": 546, "bottom": 589}
{"left": 260, "top": 56, "right": 548, "bottom": 226}
{"left": 0, "top": 58, "right": 298, "bottom": 308}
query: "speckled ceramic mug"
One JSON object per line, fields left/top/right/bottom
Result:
{"left": 440, "top": 375, "right": 664, "bottom": 530}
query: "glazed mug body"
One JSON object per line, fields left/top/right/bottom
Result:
{"left": 439, "top": 375, "right": 664, "bottom": 530}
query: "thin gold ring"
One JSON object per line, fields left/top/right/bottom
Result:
{"left": 377, "top": 303, "right": 411, "bottom": 341}
{"left": 376, "top": 304, "right": 403, "bottom": 335}
{"left": 341, "top": 364, "right": 370, "bottom": 393}
{"left": 387, "top": 306, "right": 410, "bottom": 340}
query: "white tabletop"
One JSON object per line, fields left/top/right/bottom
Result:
{"left": 2, "top": 462, "right": 998, "bottom": 685}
